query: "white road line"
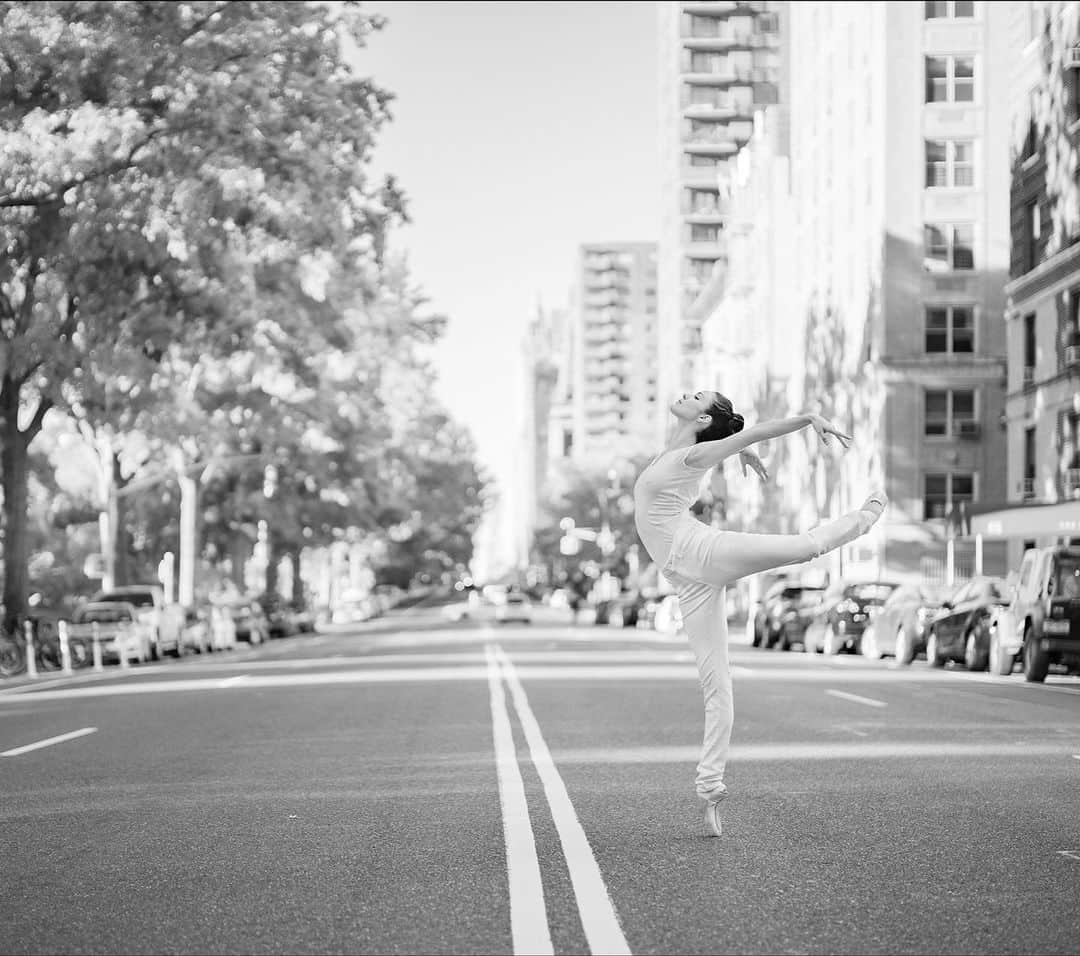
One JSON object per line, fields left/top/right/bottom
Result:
{"left": 218, "top": 675, "right": 249, "bottom": 688}
{"left": 1056, "top": 850, "right": 1080, "bottom": 861}
{"left": 484, "top": 646, "right": 553, "bottom": 956}
{"left": 1, "top": 726, "right": 97, "bottom": 757}
{"left": 825, "top": 689, "right": 888, "bottom": 709}
{"left": 494, "top": 645, "right": 631, "bottom": 956}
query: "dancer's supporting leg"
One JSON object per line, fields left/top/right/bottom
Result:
{"left": 675, "top": 579, "right": 733, "bottom": 811}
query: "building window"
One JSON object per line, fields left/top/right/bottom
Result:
{"left": 689, "top": 154, "right": 722, "bottom": 168}
{"left": 1025, "top": 200, "right": 1041, "bottom": 272}
{"left": 925, "top": 305, "right": 975, "bottom": 353}
{"left": 925, "top": 388, "right": 976, "bottom": 436}
{"left": 687, "top": 188, "right": 720, "bottom": 214}
{"left": 924, "top": 223, "right": 975, "bottom": 271}
{"left": 925, "top": 56, "right": 975, "bottom": 103}
{"left": 924, "top": 472, "right": 975, "bottom": 520}
{"left": 1023, "top": 312, "right": 1036, "bottom": 386}
{"left": 925, "top": 139, "right": 975, "bottom": 187}
{"left": 1023, "top": 426, "right": 1037, "bottom": 499}
{"left": 691, "top": 224, "right": 721, "bottom": 242}
{"left": 690, "top": 51, "right": 727, "bottom": 74}
{"left": 924, "top": 1, "right": 975, "bottom": 18}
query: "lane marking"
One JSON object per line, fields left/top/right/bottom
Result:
{"left": 826, "top": 689, "right": 887, "bottom": 709}
{"left": 494, "top": 645, "right": 631, "bottom": 956}
{"left": 1056, "top": 850, "right": 1080, "bottom": 861}
{"left": 1, "top": 727, "right": 97, "bottom": 757}
{"left": 484, "top": 646, "right": 553, "bottom": 956}
{"left": 218, "top": 675, "right": 249, "bottom": 688}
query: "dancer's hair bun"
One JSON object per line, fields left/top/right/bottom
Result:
{"left": 729, "top": 413, "right": 744, "bottom": 434}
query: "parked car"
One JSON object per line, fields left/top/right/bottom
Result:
{"left": 1003, "top": 546, "right": 1080, "bottom": 682}
{"left": 208, "top": 604, "right": 237, "bottom": 652}
{"left": 260, "top": 593, "right": 315, "bottom": 638}
{"left": 752, "top": 580, "right": 791, "bottom": 647}
{"left": 228, "top": 599, "right": 270, "bottom": 645}
{"left": 331, "top": 597, "right": 377, "bottom": 624}
{"left": 594, "top": 591, "right": 643, "bottom": 629}
{"left": 88, "top": 584, "right": 184, "bottom": 659}
{"left": 764, "top": 584, "right": 826, "bottom": 651}
{"left": 179, "top": 607, "right": 212, "bottom": 655}
{"left": 804, "top": 581, "right": 900, "bottom": 655}
{"left": 495, "top": 588, "right": 533, "bottom": 624}
{"left": 69, "top": 601, "right": 153, "bottom": 665}
{"left": 924, "top": 576, "right": 1010, "bottom": 670}
{"left": 864, "top": 582, "right": 952, "bottom": 662}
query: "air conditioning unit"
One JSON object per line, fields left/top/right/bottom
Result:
{"left": 1066, "top": 344, "right": 1080, "bottom": 366}
{"left": 957, "top": 420, "right": 982, "bottom": 439}
{"left": 1066, "top": 45, "right": 1080, "bottom": 69}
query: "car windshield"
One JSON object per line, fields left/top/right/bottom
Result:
{"left": 1054, "top": 560, "right": 1080, "bottom": 599}
{"left": 78, "top": 607, "right": 132, "bottom": 623}
{"left": 99, "top": 592, "right": 154, "bottom": 608}
{"left": 851, "top": 584, "right": 895, "bottom": 603}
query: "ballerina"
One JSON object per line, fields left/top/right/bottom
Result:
{"left": 633, "top": 391, "right": 886, "bottom": 836}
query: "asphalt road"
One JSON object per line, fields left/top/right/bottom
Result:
{"left": 2, "top": 607, "right": 1079, "bottom": 955}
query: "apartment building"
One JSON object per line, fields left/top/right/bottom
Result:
{"left": 656, "top": 1, "right": 782, "bottom": 444}
{"left": 709, "top": 0, "right": 1017, "bottom": 582}
{"left": 971, "top": 1, "right": 1080, "bottom": 569}
{"left": 571, "top": 242, "right": 659, "bottom": 461}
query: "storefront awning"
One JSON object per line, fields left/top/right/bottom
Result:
{"left": 970, "top": 499, "right": 1080, "bottom": 539}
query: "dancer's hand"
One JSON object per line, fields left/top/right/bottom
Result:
{"left": 739, "top": 449, "right": 768, "bottom": 482}
{"left": 809, "top": 414, "right": 851, "bottom": 449}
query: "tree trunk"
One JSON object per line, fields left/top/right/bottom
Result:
{"left": 1, "top": 383, "right": 31, "bottom": 634}
{"left": 112, "top": 453, "right": 132, "bottom": 586}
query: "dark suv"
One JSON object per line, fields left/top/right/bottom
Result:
{"left": 1007, "top": 546, "right": 1080, "bottom": 682}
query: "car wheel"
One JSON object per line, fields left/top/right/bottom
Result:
{"left": 823, "top": 624, "right": 842, "bottom": 656}
{"left": 896, "top": 627, "right": 915, "bottom": 665}
{"left": 172, "top": 635, "right": 186, "bottom": 659}
{"left": 989, "top": 630, "right": 1014, "bottom": 676}
{"left": 964, "top": 630, "right": 988, "bottom": 672}
{"left": 862, "top": 624, "right": 881, "bottom": 660}
{"left": 1022, "top": 626, "right": 1049, "bottom": 683}
{"left": 926, "top": 631, "right": 945, "bottom": 668}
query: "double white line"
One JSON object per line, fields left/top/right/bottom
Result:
{"left": 486, "top": 644, "right": 630, "bottom": 956}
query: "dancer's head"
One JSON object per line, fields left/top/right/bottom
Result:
{"left": 670, "top": 391, "right": 744, "bottom": 443}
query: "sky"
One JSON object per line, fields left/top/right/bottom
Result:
{"left": 358, "top": 1, "right": 661, "bottom": 570}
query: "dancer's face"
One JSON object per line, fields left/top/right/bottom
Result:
{"left": 670, "top": 390, "right": 718, "bottom": 425}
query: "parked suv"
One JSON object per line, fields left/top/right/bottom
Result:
{"left": 1004, "top": 546, "right": 1080, "bottom": 682}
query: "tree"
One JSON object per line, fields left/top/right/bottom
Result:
{"left": 0, "top": 1, "right": 405, "bottom": 628}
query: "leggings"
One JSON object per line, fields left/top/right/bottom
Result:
{"left": 665, "top": 506, "right": 878, "bottom": 798}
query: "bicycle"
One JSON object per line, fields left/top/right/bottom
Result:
{"left": 0, "top": 619, "right": 91, "bottom": 678}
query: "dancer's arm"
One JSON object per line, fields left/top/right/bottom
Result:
{"left": 685, "top": 414, "right": 850, "bottom": 470}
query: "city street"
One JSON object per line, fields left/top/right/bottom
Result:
{"left": 2, "top": 608, "right": 1079, "bottom": 956}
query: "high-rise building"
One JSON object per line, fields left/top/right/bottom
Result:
{"left": 971, "top": 1, "right": 1080, "bottom": 568}
{"left": 773, "top": 0, "right": 1019, "bottom": 580}
{"left": 656, "top": 1, "right": 782, "bottom": 442}
{"left": 572, "top": 242, "right": 659, "bottom": 461}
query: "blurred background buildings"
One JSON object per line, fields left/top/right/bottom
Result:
{"left": 516, "top": 0, "right": 1080, "bottom": 595}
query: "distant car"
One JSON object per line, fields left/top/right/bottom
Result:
{"left": 765, "top": 584, "right": 826, "bottom": 651}
{"left": 228, "top": 600, "right": 270, "bottom": 645}
{"left": 594, "top": 591, "right": 642, "bottom": 629}
{"left": 863, "top": 582, "right": 952, "bottom": 662}
{"left": 179, "top": 607, "right": 212, "bottom": 655}
{"left": 924, "top": 576, "right": 1010, "bottom": 670}
{"left": 88, "top": 585, "right": 185, "bottom": 659}
{"left": 804, "top": 581, "right": 900, "bottom": 655}
{"left": 752, "top": 581, "right": 791, "bottom": 647}
{"left": 495, "top": 589, "right": 533, "bottom": 624}
{"left": 69, "top": 601, "right": 153, "bottom": 665}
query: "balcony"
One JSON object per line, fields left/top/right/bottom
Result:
{"left": 681, "top": 64, "right": 754, "bottom": 86}
{"left": 1065, "top": 469, "right": 1080, "bottom": 499}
